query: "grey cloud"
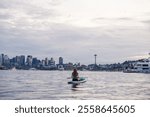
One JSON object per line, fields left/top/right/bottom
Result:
{"left": 92, "top": 17, "right": 136, "bottom": 28}
{"left": 0, "top": 0, "right": 61, "bottom": 33}
{"left": 93, "top": 17, "right": 107, "bottom": 21}
{"left": 115, "top": 17, "right": 133, "bottom": 21}
{"left": 0, "top": 0, "right": 60, "bottom": 20}
{"left": 1, "top": 22, "right": 150, "bottom": 63}
{"left": 0, "top": 0, "right": 31, "bottom": 9}
{"left": 93, "top": 17, "right": 133, "bottom": 21}
{"left": 0, "top": 13, "right": 13, "bottom": 20}
{"left": 0, "top": 0, "right": 61, "bottom": 8}
{"left": 142, "top": 20, "right": 150, "bottom": 24}
{"left": 141, "top": 19, "right": 150, "bottom": 29}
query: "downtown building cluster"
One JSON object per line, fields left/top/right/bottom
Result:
{"left": 0, "top": 54, "right": 61, "bottom": 70}
{"left": 0, "top": 53, "right": 84, "bottom": 70}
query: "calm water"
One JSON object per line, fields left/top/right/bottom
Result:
{"left": 0, "top": 70, "right": 150, "bottom": 100}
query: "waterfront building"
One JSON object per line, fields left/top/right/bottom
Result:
{"left": 80, "top": 64, "right": 88, "bottom": 70}
{"left": 57, "top": 57, "right": 64, "bottom": 70}
{"left": 88, "top": 64, "right": 95, "bottom": 70}
{"left": 72, "top": 62, "right": 80, "bottom": 69}
{"left": 64, "top": 62, "right": 74, "bottom": 70}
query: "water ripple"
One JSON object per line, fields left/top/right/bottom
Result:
{"left": 0, "top": 70, "right": 150, "bottom": 100}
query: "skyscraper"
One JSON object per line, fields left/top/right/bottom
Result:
{"left": 32, "top": 57, "right": 40, "bottom": 67}
{"left": 0, "top": 54, "right": 3, "bottom": 65}
{"left": 16, "top": 56, "right": 21, "bottom": 65}
{"left": 59, "top": 57, "right": 63, "bottom": 65}
{"left": 20, "top": 55, "right": 25, "bottom": 66}
{"left": 0, "top": 54, "right": 4, "bottom": 65}
{"left": 41, "top": 60, "right": 45, "bottom": 66}
{"left": 45, "top": 57, "right": 49, "bottom": 66}
{"left": 3, "top": 55, "right": 10, "bottom": 65}
{"left": 49, "top": 58, "right": 55, "bottom": 66}
{"left": 26, "top": 55, "right": 32, "bottom": 66}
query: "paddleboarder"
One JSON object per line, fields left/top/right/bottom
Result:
{"left": 72, "top": 69, "right": 79, "bottom": 81}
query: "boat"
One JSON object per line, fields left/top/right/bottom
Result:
{"left": 0, "top": 65, "right": 5, "bottom": 70}
{"left": 58, "top": 65, "right": 64, "bottom": 71}
{"left": 11, "top": 67, "right": 17, "bottom": 71}
{"left": 29, "top": 68, "right": 37, "bottom": 70}
{"left": 124, "top": 59, "right": 150, "bottom": 73}
{"left": 58, "top": 67, "right": 64, "bottom": 71}
{"left": 68, "top": 77, "right": 86, "bottom": 84}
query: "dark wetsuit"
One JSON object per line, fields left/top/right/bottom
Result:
{"left": 72, "top": 70, "right": 79, "bottom": 81}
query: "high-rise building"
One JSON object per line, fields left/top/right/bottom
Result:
{"left": 20, "top": 55, "right": 25, "bottom": 66}
{"left": 0, "top": 54, "right": 3, "bottom": 65}
{"left": 26, "top": 55, "right": 32, "bottom": 66}
{"left": 49, "top": 58, "right": 55, "bottom": 66}
{"left": 3, "top": 55, "right": 10, "bottom": 65}
{"left": 59, "top": 57, "right": 63, "bottom": 65}
{"left": 10, "top": 57, "right": 16, "bottom": 65}
{"left": 41, "top": 60, "right": 45, "bottom": 66}
{"left": 0, "top": 54, "right": 4, "bottom": 65}
{"left": 45, "top": 57, "right": 49, "bottom": 66}
{"left": 16, "top": 56, "right": 21, "bottom": 65}
{"left": 32, "top": 57, "right": 40, "bottom": 67}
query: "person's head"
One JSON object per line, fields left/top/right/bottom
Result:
{"left": 73, "top": 69, "right": 77, "bottom": 73}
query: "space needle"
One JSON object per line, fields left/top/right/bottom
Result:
{"left": 94, "top": 54, "right": 97, "bottom": 65}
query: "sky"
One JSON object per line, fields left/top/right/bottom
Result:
{"left": 0, "top": 0, "right": 150, "bottom": 64}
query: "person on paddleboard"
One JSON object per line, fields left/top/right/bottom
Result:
{"left": 72, "top": 69, "right": 79, "bottom": 81}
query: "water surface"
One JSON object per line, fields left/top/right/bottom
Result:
{"left": 0, "top": 70, "right": 150, "bottom": 100}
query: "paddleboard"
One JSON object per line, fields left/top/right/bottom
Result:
{"left": 68, "top": 77, "right": 86, "bottom": 84}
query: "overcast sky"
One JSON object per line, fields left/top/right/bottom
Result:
{"left": 0, "top": 0, "right": 150, "bottom": 64}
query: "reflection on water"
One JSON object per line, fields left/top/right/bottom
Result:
{"left": 0, "top": 70, "right": 150, "bottom": 100}
{"left": 72, "top": 84, "right": 78, "bottom": 89}
{"left": 71, "top": 84, "right": 85, "bottom": 91}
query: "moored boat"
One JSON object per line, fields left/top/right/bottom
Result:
{"left": 124, "top": 59, "right": 150, "bottom": 73}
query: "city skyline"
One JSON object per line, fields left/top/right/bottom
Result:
{"left": 0, "top": 53, "right": 130, "bottom": 71}
{"left": 0, "top": 53, "right": 99, "bottom": 66}
{"left": 0, "top": 0, "right": 150, "bottom": 64}
{"left": 1, "top": 53, "right": 149, "bottom": 72}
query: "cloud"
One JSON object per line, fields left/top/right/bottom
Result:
{"left": 0, "top": 0, "right": 60, "bottom": 21}
{"left": 1, "top": 20, "right": 150, "bottom": 63}
{"left": 115, "top": 17, "right": 133, "bottom": 21}
{"left": 0, "top": 0, "right": 150, "bottom": 64}
{"left": 141, "top": 19, "right": 150, "bottom": 30}
{"left": 0, "top": 13, "right": 13, "bottom": 20}
{"left": 93, "top": 17, "right": 133, "bottom": 21}
{"left": 142, "top": 20, "right": 150, "bottom": 24}
{"left": 92, "top": 17, "right": 135, "bottom": 25}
